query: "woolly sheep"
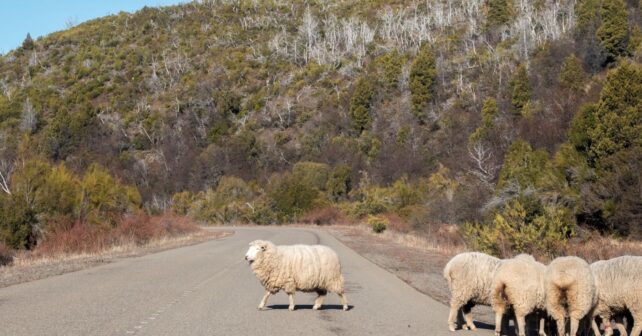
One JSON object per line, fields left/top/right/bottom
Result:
{"left": 590, "top": 256, "right": 642, "bottom": 336}
{"left": 244, "top": 240, "right": 348, "bottom": 311}
{"left": 443, "top": 252, "right": 502, "bottom": 331}
{"left": 491, "top": 254, "right": 547, "bottom": 336}
{"left": 545, "top": 256, "right": 597, "bottom": 336}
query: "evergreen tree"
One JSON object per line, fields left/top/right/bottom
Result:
{"left": 559, "top": 54, "right": 587, "bottom": 92}
{"left": 596, "top": 0, "right": 630, "bottom": 64}
{"left": 22, "top": 33, "right": 34, "bottom": 50}
{"left": 469, "top": 97, "right": 499, "bottom": 144}
{"left": 349, "top": 76, "right": 374, "bottom": 133}
{"left": 409, "top": 44, "right": 436, "bottom": 121}
{"left": 588, "top": 61, "right": 642, "bottom": 160}
{"left": 509, "top": 64, "right": 532, "bottom": 115}
{"left": 485, "top": 0, "right": 513, "bottom": 30}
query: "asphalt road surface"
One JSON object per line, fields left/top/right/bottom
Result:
{"left": 0, "top": 227, "right": 494, "bottom": 335}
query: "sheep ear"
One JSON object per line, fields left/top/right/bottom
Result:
{"left": 260, "top": 244, "right": 267, "bottom": 251}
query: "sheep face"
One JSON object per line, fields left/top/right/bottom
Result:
{"left": 245, "top": 240, "right": 270, "bottom": 264}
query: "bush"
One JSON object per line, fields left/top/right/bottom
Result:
{"left": 268, "top": 173, "right": 321, "bottom": 221}
{"left": 0, "top": 242, "right": 14, "bottom": 266}
{"left": 463, "top": 200, "right": 574, "bottom": 258}
{"left": 368, "top": 215, "right": 388, "bottom": 233}
{"left": 300, "top": 206, "right": 345, "bottom": 225}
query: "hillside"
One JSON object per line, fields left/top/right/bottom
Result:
{"left": 0, "top": 0, "right": 641, "bottom": 256}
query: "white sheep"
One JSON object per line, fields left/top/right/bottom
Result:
{"left": 545, "top": 256, "right": 597, "bottom": 336}
{"left": 491, "top": 254, "right": 547, "bottom": 336}
{"left": 244, "top": 240, "right": 348, "bottom": 311}
{"left": 443, "top": 252, "right": 502, "bottom": 331}
{"left": 590, "top": 256, "right": 642, "bottom": 336}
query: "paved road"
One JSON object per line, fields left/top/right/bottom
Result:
{"left": 0, "top": 227, "right": 494, "bottom": 336}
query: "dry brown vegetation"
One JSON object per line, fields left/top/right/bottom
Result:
{"left": 0, "top": 214, "right": 232, "bottom": 288}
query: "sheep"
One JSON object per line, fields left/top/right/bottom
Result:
{"left": 491, "top": 254, "right": 547, "bottom": 336}
{"left": 545, "top": 256, "right": 597, "bottom": 336}
{"left": 244, "top": 240, "right": 348, "bottom": 311}
{"left": 590, "top": 256, "right": 642, "bottom": 336}
{"left": 443, "top": 252, "right": 502, "bottom": 331}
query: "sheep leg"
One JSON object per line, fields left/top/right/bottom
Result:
{"left": 514, "top": 313, "right": 526, "bottom": 336}
{"left": 631, "top": 322, "right": 641, "bottom": 336}
{"left": 591, "top": 318, "right": 601, "bottom": 336}
{"left": 313, "top": 290, "right": 327, "bottom": 310}
{"left": 553, "top": 317, "right": 566, "bottom": 336}
{"left": 337, "top": 292, "right": 348, "bottom": 311}
{"left": 257, "top": 291, "right": 271, "bottom": 310}
{"left": 493, "top": 306, "right": 505, "bottom": 336}
{"left": 287, "top": 292, "right": 295, "bottom": 311}
{"left": 614, "top": 314, "right": 628, "bottom": 336}
{"left": 539, "top": 314, "right": 547, "bottom": 336}
{"left": 569, "top": 317, "right": 579, "bottom": 336}
{"left": 447, "top": 300, "right": 462, "bottom": 331}
{"left": 462, "top": 302, "right": 477, "bottom": 331}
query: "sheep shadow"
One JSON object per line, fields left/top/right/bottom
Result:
{"left": 267, "top": 304, "right": 354, "bottom": 311}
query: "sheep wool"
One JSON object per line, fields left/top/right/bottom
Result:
{"left": 545, "top": 256, "right": 597, "bottom": 336}
{"left": 591, "top": 256, "right": 642, "bottom": 336}
{"left": 245, "top": 240, "right": 348, "bottom": 311}
{"left": 443, "top": 252, "right": 502, "bottom": 331}
{"left": 491, "top": 254, "right": 547, "bottom": 336}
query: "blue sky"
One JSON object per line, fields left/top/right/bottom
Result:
{"left": 0, "top": 0, "right": 185, "bottom": 54}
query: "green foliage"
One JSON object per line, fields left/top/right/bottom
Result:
{"left": 188, "top": 176, "right": 254, "bottom": 224}
{"left": 464, "top": 200, "right": 574, "bottom": 258}
{"left": 509, "top": 64, "right": 532, "bottom": 115}
{"left": 497, "top": 140, "right": 558, "bottom": 191}
{"left": 171, "top": 191, "right": 194, "bottom": 216}
{"left": 375, "top": 51, "right": 404, "bottom": 92}
{"left": 587, "top": 61, "right": 642, "bottom": 160}
{"left": 485, "top": 0, "right": 514, "bottom": 30}
{"left": 409, "top": 44, "right": 436, "bottom": 121}
{"left": 268, "top": 173, "right": 321, "bottom": 221}
{"left": 469, "top": 97, "right": 498, "bottom": 144}
{"left": 349, "top": 76, "right": 375, "bottom": 132}
{"left": 597, "top": 0, "right": 630, "bottom": 63}
{"left": 559, "top": 54, "right": 587, "bottom": 91}
{"left": 22, "top": 33, "right": 34, "bottom": 50}
{"left": 326, "top": 164, "right": 352, "bottom": 201}
{"left": 568, "top": 103, "right": 598, "bottom": 155}
{"left": 292, "top": 161, "right": 330, "bottom": 191}
{"left": 367, "top": 215, "right": 388, "bottom": 233}
{"left": 80, "top": 164, "right": 141, "bottom": 227}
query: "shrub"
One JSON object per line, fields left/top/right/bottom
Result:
{"left": 409, "top": 44, "right": 437, "bottom": 121}
{"left": 268, "top": 173, "right": 321, "bottom": 221}
{"left": 292, "top": 161, "right": 330, "bottom": 191}
{"left": 0, "top": 242, "right": 14, "bottom": 266}
{"left": 368, "top": 215, "right": 388, "bottom": 233}
{"left": 326, "top": 164, "right": 352, "bottom": 201}
{"left": 463, "top": 200, "right": 574, "bottom": 258}
{"left": 300, "top": 206, "right": 345, "bottom": 225}
{"left": 171, "top": 191, "right": 194, "bottom": 216}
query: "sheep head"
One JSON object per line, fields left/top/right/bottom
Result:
{"left": 245, "top": 240, "right": 274, "bottom": 264}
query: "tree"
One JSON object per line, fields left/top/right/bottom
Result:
{"left": 588, "top": 61, "right": 642, "bottom": 160}
{"left": 409, "top": 44, "right": 437, "bottom": 121}
{"left": 559, "top": 54, "right": 587, "bottom": 92}
{"left": 469, "top": 97, "right": 499, "bottom": 144}
{"left": 22, "top": 33, "right": 34, "bottom": 50}
{"left": 485, "top": 0, "right": 514, "bottom": 30}
{"left": 509, "top": 64, "right": 532, "bottom": 115}
{"left": 349, "top": 76, "right": 374, "bottom": 133}
{"left": 596, "top": 0, "right": 630, "bottom": 64}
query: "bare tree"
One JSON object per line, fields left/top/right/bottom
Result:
{"left": 20, "top": 98, "right": 37, "bottom": 133}
{"left": 467, "top": 142, "right": 499, "bottom": 189}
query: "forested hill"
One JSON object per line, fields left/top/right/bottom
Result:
{"left": 0, "top": 0, "right": 641, "bottom": 253}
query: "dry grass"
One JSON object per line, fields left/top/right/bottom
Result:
{"left": 0, "top": 214, "right": 233, "bottom": 288}
{"left": 0, "top": 243, "right": 13, "bottom": 266}
{"left": 564, "top": 231, "right": 642, "bottom": 263}
{"left": 300, "top": 206, "right": 349, "bottom": 225}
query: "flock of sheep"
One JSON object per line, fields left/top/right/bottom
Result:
{"left": 243, "top": 239, "right": 640, "bottom": 336}
{"left": 444, "top": 252, "right": 642, "bottom": 336}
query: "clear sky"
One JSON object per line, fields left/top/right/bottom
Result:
{"left": 0, "top": 0, "right": 185, "bottom": 54}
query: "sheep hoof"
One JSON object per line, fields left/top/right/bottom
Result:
{"left": 342, "top": 305, "right": 348, "bottom": 311}
{"left": 257, "top": 306, "right": 266, "bottom": 311}
{"left": 469, "top": 325, "right": 477, "bottom": 331}
{"left": 288, "top": 306, "right": 295, "bottom": 311}
{"left": 448, "top": 325, "right": 456, "bottom": 332}
{"left": 494, "top": 331, "right": 501, "bottom": 336}
{"left": 312, "top": 305, "right": 320, "bottom": 310}
{"left": 462, "top": 325, "right": 469, "bottom": 330}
